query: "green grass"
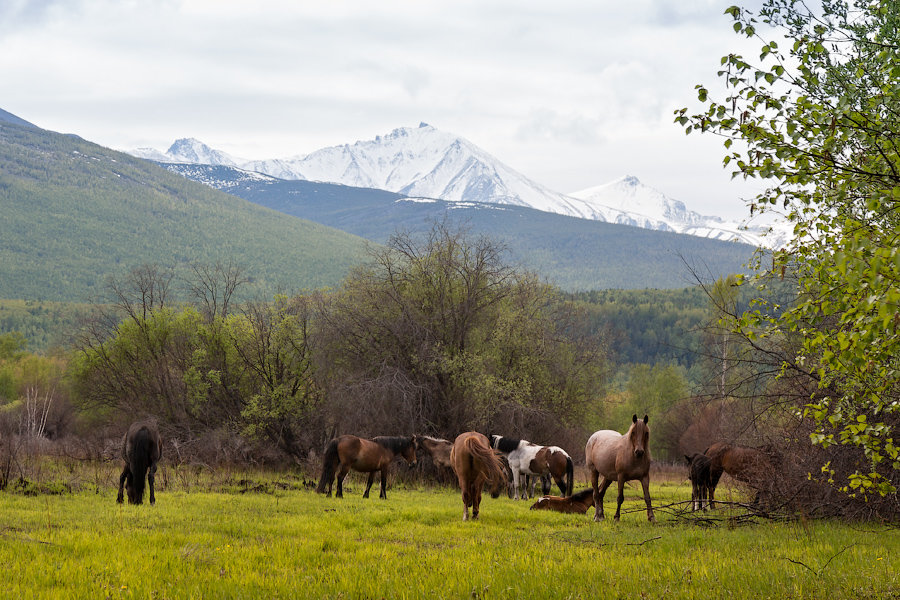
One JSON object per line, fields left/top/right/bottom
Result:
{"left": 2, "top": 468, "right": 897, "bottom": 599}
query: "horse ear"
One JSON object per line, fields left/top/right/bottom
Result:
{"left": 685, "top": 455, "right": 692, "bottom": 464}
{"left": 643, "top": 414, "right": 649, "bottom": 424}
{"left": 632, "top": 414, "right": 638, "bottom": 423}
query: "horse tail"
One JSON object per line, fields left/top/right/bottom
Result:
{"left": 565, "top": 455, "right": 574, "bottom": 497}
{"left": 128, "top": 427, "right": 153, "bottom": 504}
{"left": 464, "top": 436, "right": 507, "bottom": 490}
{"left": 316, "top": 439, "right": 340, "bottom": 494}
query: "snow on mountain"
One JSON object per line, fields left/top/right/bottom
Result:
{"left": 130, "top": 124, "right": 786, "bottom": 248}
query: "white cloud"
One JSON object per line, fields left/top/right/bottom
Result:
{"left": 0, "top": 0, "right": 768, "bottom": 219}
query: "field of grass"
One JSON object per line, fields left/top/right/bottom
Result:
{"left": 1, "top": 464, "right": 898, "bottom": 599}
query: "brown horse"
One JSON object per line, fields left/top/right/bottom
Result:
{"left": 585, "top": 414, "right": 654, "bottom": 522}
{"left": 704, "top": 441, "right": 777, "bottom": 507}
{"left": 116, "top": 420, "right": 162, "bottom": 505}
{"left": 316, "top": 435, "right": 418, "bottom": 499}
{"left": 415, "top": 435, "right": 454, "bottom": 470}
{"left": 684, "top": 453, "right": 713, "bottom": 511}
{"left": 529, "top": 488, "right": 595, "bottom": 514}
{"left": 449, "top": 432, "right": 507, "bottom": 521}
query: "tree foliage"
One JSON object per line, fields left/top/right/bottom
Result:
{"left": 313, "top": 223, "right": 605, "bottom": 441}
{"left": 677, "top": 0, "right": 900, "bottom": 495}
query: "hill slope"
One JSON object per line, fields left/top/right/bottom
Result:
{"left": 163, "top": 164, "right": 758, "bottom": 290}
{"left": 0, "top": 120, "right": 369, "bottom": 302}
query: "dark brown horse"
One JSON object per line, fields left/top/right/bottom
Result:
{"left": 450, "top": 432, "right": 507, "bottom": 521}
{"left": 316, "top": 435, "right": 418, "bottom": 499}
{"left": 529, "top": 488, "right": 595, "bottom": 514}
{"left": 585, "top": 414, "right": 654, "bottom": 522}
{"left": 685, "top": 453, "right": 713, "bottom": 511}
{"left": 116, "top": 421, "right": 162, "bottom": 505}
{"left": 704, "top": 441, "right": 777, "bottom": 507}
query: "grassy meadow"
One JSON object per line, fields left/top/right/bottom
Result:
{"left": 1, "top": 463, "right": 898, "bottom": 599}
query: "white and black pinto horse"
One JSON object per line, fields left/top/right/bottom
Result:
{"left": 490, "top": 435, "right": 574, "bottom": 500}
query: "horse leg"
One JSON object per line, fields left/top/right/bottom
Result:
{"left": 148, "top": 462, "right": 157, "bottom": 505}
{"left": 472, "top": 477, "right": 484, "bottom": 519}
{"left": 553, "top": 474, "right": 566, "bottom": 497}
{"left": 379, "top": 468, "right": 387, "bottom": 499}
{"left": 363, "top": 471, "right": 375, "bottom": 498}
{"left": 613, "top": 476, "right": 626, "bottom": 522}
{"left": 640, "top": 474, "right": 655, "bottom": 522}
{"left": 117, "top": 464, "right": 130, "bottom": 504}
{"left": 512, "top": 470, "right": 521, "bottom": 500}
{"left": 691, "top": 480, "right": 699, "bottom": 511}
{"left": 462, "top": 482, "right": 473, "bottom": 521}
{"left": 335, "top": 464, "right": 350, "bottom": 498}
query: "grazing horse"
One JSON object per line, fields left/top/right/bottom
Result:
{"left": 315, "top": 434, "right": 418, "bottom": 499}
{"left": 685, "top": 453, "right": 713, "bottom": 511}
{"left": 529, "top": 489, "right": 595, "bottom": 514}
{"left": 450, "top": 432, "right": 507, "bottom": 521}
{"left": 415, "top": 435, "right": 454, "bottom": 470}
{"left": 585, "top": 414, "right": 654, "bottom": 522}
{"left": 704, "top": 441, "right": 777, "bottom": 507}
{"left": 116, "top": 421, "right": 162, "bottom": 505}
{"left": 490, "top": 436, "right": 574, "bottom": 500}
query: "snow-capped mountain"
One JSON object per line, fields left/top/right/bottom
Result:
{"left": 132, "top": 138, "right": 242, "bottom": 167}
{"left": 130, "top": 124, "right": 783, "bottom": 247}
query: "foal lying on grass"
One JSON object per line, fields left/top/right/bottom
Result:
{"left": 529, "top": 488, "right": 595, "bottom": 514}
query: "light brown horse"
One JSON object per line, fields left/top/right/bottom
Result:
{"left": 449, "top": 432, "right": 507, "bottom": 521}
{"left": 529, "top": 488, "right": 595, "bottom": 514}
{"left": 704, "top": 441, "right": 777, "bottom": 507}
{"left": 316, "top": 435, "right": 418, "bottom": 499}
{"left": 585, "top": 414, "right": 654, "bottom": 522}
{"left": 116, "top": 420, "right": 163, "bottom": 505}
{"left": 415, "top": 436, "right": 454, "bottom": 470}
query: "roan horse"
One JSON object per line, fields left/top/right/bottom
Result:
{"left": 529, "top": 488, "right": 595, "bottom": 514}
{"left": 490, "top": 436, "right": 574, "bottom": 500}
{"left": 116, "top": 420, "right": 162, "bottom": 505}
{"left": 415, "top": 436, "right": 454, "bottom": 470}
{"left": 315, "top": 434, "right": 418, "bottom": 499}
{"left": 704, "top": 441, "right": 778, "bottom": 507}
{"left": 684, "top": 453, "right": 713, "bottom": 511}
{"left": 450, "top": 432, "right": 507, "bottom": 521}
{"left": 585, "top": 414, "right": 654, "bottom": 522}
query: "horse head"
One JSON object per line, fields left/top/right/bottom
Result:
{"left": 404, "top": 436, "right": 418, "bottom": 467}
{"left": 629, "top": 414, "right": 650, "bottom": 459}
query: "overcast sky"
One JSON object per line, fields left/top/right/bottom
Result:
{"left": 1, "top": 0, "right": 769, "bottom": 219}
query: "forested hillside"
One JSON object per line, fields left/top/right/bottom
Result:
{"left": 0, "top": 121, "right": 369, "bottom": 302}
{"left": 164, "top": 164, "right": 759, "bottom": 291}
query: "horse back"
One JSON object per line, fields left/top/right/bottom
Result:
{"left": 585, "top": 430, "right": 623, "bottom": 478}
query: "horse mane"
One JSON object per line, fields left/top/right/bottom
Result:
{"left": 372, "top": 436, "right": 413, "bottom": 454}
{"left": 495, "top": 436, "right": 521, "bottom": 454}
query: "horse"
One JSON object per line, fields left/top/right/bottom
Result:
{"left": 315, "top": 434, "right": 418, "bottom": 499}
{"left": 584, "top": 414, "right": 654, "bottom": 522}
{"left": 415, "top": 435, "right": 454, "bottom": 470}
{"left": 490, "top": 436, "right": 574, "bottom": 500}
{"left": 529, "top": 488, "right": 595, "bottom": 514}
{"left": 449, "top": 432, "right": 507, "bottom": 521}
{"left": 704, "top": 441, "right": 778, "bottom": 507}
{"left": 684, "top": 453, "right": 713, "bottom": 511}
{"left": 116, "top": 420, "right": 162, "bottom": 505}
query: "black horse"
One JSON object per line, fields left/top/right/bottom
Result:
{"left": 117, "top": 421, "right": 162, "bottom": 505}
{"left": 685, "top": 453, "right": 713, "bottom": 511}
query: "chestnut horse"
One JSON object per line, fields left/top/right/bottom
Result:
{"left": 585, "top": 414, "right": 654, "bottom": 522}
{"left": 685, "top": 453, "right": 713, "bottom": 511}
{"left": 116, "top": 420, "right": 162, "bottom": 505}
{"left": 529, "top": 489, "right": 595, "bottom": 514}
{"left": 450, "top": 432, "right": 507, "bottom": 521}
{"left": 704, "top": 441, "right": 777, "bottom": 507}
{"left": 316, "top": 435, "right": 418, "bottom": 499}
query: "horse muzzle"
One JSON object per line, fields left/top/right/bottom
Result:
{"left": 634, "top": 449, "right": 645, "bottom": 459}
